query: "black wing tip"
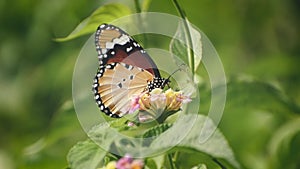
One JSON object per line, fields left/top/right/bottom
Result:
{"left": 97, "top": 23, "right": 120, "bottom": 31}
{"left": 95, "top": 23, "right": 117, "bottom": 44}
{"left": 102, "top": 107, "right": 121, "bottom": 118}
{"left": 110, "top": 113, "right": 121, "bottom": 118}
{"left": 96, "top": 24, "right": 128, "bottom": 35}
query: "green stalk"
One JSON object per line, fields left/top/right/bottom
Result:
{"left": 134, "top": 0, "right": 148, "bottom": 47}
{"left": 173, "top": 151, "right": 179, "bottom": 162}
{"left": 213, "top": 158, "right": 227, "bottom": 169}
{"left": 172, "top": 0, "right": 195, "bottom": 75}
{"left": 134, "top": 0, "right": 142, "bottom": 13}
{"left": 168, "top": 154, "right": 177, "bottom": 169}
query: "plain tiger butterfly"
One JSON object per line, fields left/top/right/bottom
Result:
{"left": 93, "top": 24, "right": 169, "bottom": 118}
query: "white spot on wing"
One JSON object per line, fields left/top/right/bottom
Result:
{"left": 101, "top": 48, "right": 107, "bottom": 54}
{"left": 113, "top": 34, "right": 130, "bottom": 45}
{"left": 104, "top": 34, "right": 130, "bottom": 50}
{"left": 106, "top": 42, "right": 115, "bottom": 49}
{"left": 126, "top": 46, "right": 133, "bottom": 52}
{"left": 100, "top": 24, "right": 106, "bottom": 29}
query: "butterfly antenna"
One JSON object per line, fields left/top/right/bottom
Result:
{"left": 163, "top": 63, "right": 186, "bottom": 87}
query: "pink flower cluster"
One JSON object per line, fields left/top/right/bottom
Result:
{"left": 116, "top": 154, "right": 144, "bottom": 169}
{"left": 100, "top": 154, "right": 144, "bottom": 169}
{"left": 129, "top": 88, "right": 191, "bottom": 122}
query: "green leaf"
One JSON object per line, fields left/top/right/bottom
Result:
{"left": 56, "top": 3, "right": 132, "bottom": 42}
{"left": 191, "top": 164, "right": 207, "bottom": 169}
{"left": 109, "top": 116, "right": 129, "bottom": 129}
{"left": 199, "top": 78, "right": 300, "bottom": 116}
{"left": 67, "top": 139, "right": 106, "bottom": 169}
{"left": 142, "top": 123, "right": 172, "bottom": 146}
{"left": 85, "top": 115, "right": 238, "bottom": 168}
{"left": 226, "top": 79, "right": 300, "bottom": 115}
{"left": 145, "top": 155, "right": 165, "bottom": 169}
{"left": 214, "top": 78, "right": 300, "bottom": 169}
{"left": 268, "top": 117, "right": 300, "bottom": 168}
{"left": 143, "top": 123, "right": 172, "bottom": 138}
{"left": 179, "top": 115, "right": 239, "bottom": 168}
{"left": 67, "top": 122, "right": 125, "bottom": 169}
{"left": 170, "top": 22, "right": 202, "bottom": 72}
{"left": 87, "top": 122, "right": 119, "bottom": 150}
{"left": 109, "top": 110, "right": 140, "bottom": 128}
{"left": 145, "top": 158, "right": 158, "bottom": 169}
{"left": 150, "top": 114, "right": 240, "bottom": 168}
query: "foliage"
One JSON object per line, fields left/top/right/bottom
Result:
{"left": 56, "top": 3, "right": 131, "bottom": 42}
{"left": 0, "top": 0, "right": 300, "bottom": 169}
{"left": 68, "top": 115, "right": 238, "bottom": 169}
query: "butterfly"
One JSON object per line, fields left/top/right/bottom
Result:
{"left": 93, "top": 24, "right": 170, "bottom": 118}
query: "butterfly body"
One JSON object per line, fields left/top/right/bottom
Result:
{"left": 93, "top": 24, "right": 168, "bottom": 118}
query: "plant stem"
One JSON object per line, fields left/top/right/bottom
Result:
{"left": 168, "top": 154, "right": 177, "bottom": 169}
{"left": 173, "top": 151, "right": 179, "bottom": 162}
{"left": 134, "top": 0, "right": 142, "bottom": 13}
{"left": 134, "top": 0, "right": 148, "bottom": 47}
{"left": 171, "top": 0, "right": 195, "bottom": 74}
{"left": 213, "top": 158, "right": 227, "bottom": 169}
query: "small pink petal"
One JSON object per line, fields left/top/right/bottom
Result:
{"left": 116, "top": 154, "right": 133, "bottom": 169}
{"left": 176, "top": 94, "right": 192, "bottom": 103}
{"left": 127, "top": 122, "right": 135, "bottom": 127}
{"left": 129, "top": 104, "right": 140, "bottom": 114}
{"left": 129, "top": 95, "right": 141, "bottom": 114}
{"left": 150, "top": 94, "right": 166, "bottom": 102}
{"left": 181, "top": 96, "right": 192, "bottom": 104}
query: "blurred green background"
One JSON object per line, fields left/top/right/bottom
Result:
{"left": 0, "top": 0, "right": 299, "bottom": 169}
